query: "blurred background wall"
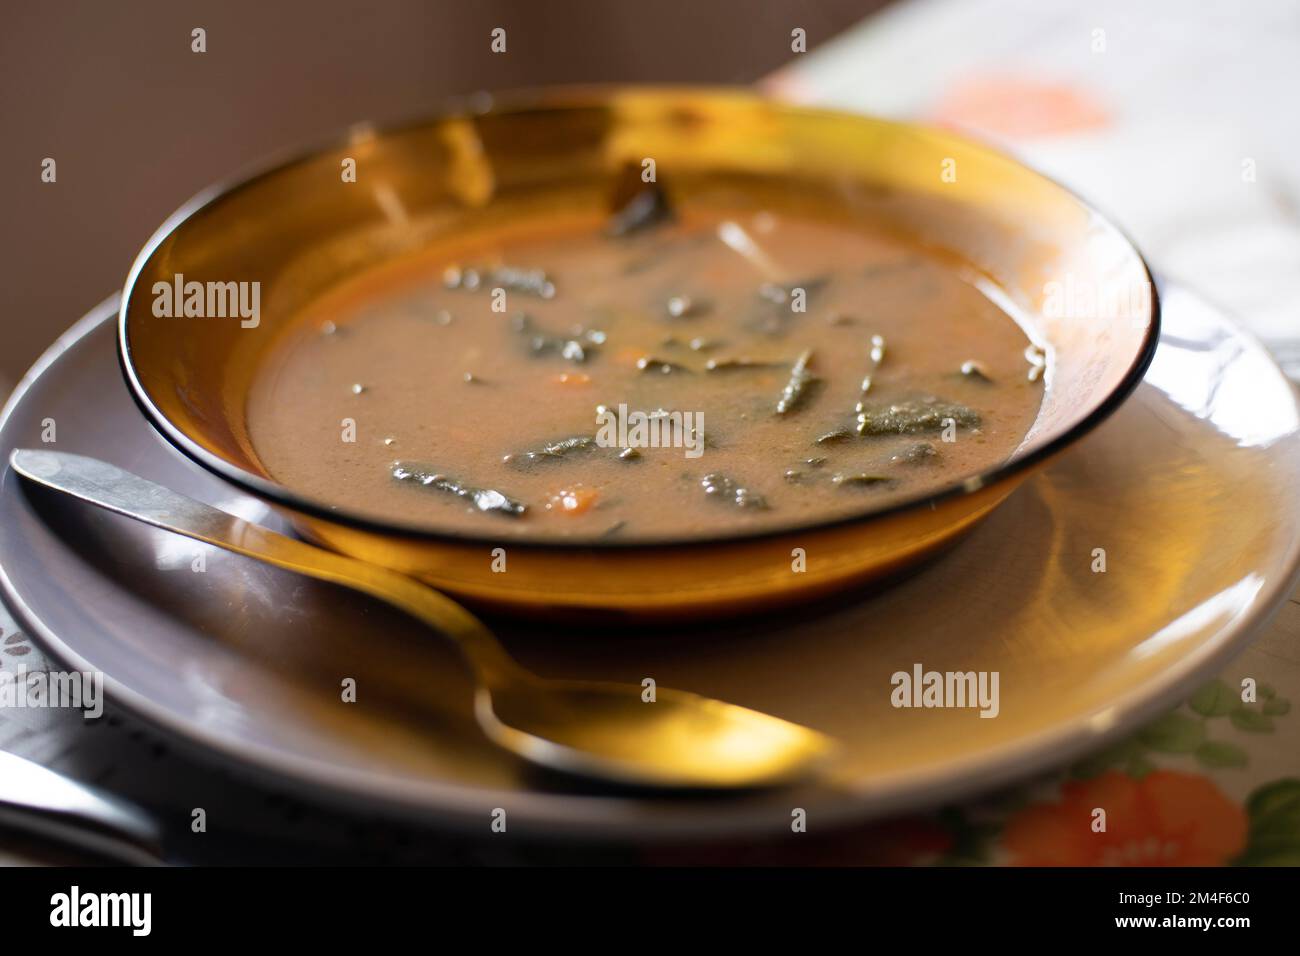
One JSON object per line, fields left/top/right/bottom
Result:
{"left": 0, "top": 0, "right": 882, "bottom": 392}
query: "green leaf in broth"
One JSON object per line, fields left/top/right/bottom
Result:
{"left": 856, "top": 397, "right": 981, "bottom": 436}
{"left": 504, "top": 435, "right": 598, "bottom": 468}
{"left": 391, "top": 462, "right": 527, "bottom": 516}
{"left": 775, "top": 349, "right": 821, "bottom": 415}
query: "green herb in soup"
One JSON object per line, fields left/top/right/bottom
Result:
{"left": 246, "top": 204, "right": 1044, "bottom": 541}
{"left": 504, "top": 435, "right": 597, "bottom": 468}
{"left": 854, "top": 397, "right": 982, "bottom": 436}
{"left": 774, "top": 349, "right": 820, "bottom": 416}
{"left": 391, "top": 463, "right": 527, "bottom": 517}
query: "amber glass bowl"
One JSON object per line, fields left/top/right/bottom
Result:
{"left": 118, "top": 87, "right": 1158, "bottom": 619}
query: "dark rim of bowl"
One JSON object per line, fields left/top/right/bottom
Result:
{"left": 118, "top": 84, "right": 1162, "bottom": 551}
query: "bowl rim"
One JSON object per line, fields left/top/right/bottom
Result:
{"left": 118, "top": 84, "right": 1162, "bottom": 551}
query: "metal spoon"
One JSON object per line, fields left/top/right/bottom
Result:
{"left": 0, "top": 749, "right": 163, "bottom": 865}
{"left": 9, "top": 449, "right": 833, "bottom": 789}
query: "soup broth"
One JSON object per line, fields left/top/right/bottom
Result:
{"left": 247, "top": 196, "right": 1044, "bottom": 542}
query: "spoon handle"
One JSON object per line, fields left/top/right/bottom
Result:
{"left": 7, "top": 449, "right": 521, "bottom": 682}
{"left": 0, "top": 749, "right": 164, "bottom": 865}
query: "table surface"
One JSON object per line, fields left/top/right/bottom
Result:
{"left": 4, "top": 0, "right": 1300, "bottom": 865}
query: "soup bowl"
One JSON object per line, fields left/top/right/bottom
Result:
{"left": 118, "top": 87, "right": 1158, "bottom": 620}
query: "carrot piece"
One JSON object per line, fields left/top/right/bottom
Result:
{"left": 546, "top": 486, "right": 599, "bottom": 515}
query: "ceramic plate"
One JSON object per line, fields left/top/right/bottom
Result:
{"left": 2, "top": 285, "right": 1298, "bottom": 839}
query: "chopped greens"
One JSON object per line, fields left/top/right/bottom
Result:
{"left": 391, "top": 462, "right": 526, "bottom": 516}
{"left": 775, "top": 349, "right": 820, "bottom": 415}
{"left": 856, "top": 397, "right": 982, "bottom": 436}
{"left": 892, "top": 442, "right": 939, "bottom": 465}
{"left": 504, "top": 435, "right": 597, "bottom": 467}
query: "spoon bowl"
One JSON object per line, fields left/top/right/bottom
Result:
{"left": 478, "top": 678, "right": 833, "bottom": 789}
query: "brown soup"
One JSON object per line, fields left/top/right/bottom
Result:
{"left": 247, "top": 190, "right": 1044, "bottom": 542}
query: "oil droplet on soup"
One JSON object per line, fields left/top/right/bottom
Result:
{"left": 246, "top": 204, "right": 1044, "bottom": 542}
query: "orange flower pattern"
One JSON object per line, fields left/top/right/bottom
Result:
{"left": 1003, "top": 770, "right": 1247, "bottom": 866}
